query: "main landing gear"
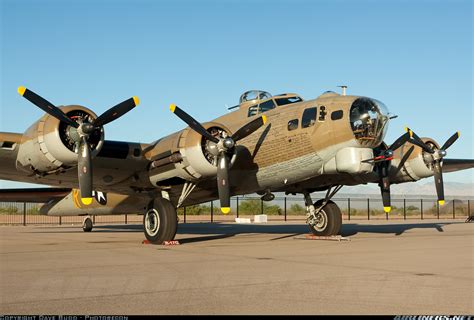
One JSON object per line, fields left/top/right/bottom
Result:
{"left": 303, "top": 186, "right": 343, "bottom": 236}
{"left": 143, "top": 198, "right": 178, "bottom": 244}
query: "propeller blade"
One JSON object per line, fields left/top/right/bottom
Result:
{"left": 433, "top": 161, "right": 444, "bottom": 205}
{"left": 441, "top": 131, "right": 460, "bottom": 151}
{"left": 78, "top": 137, "right": 93, "bottom": 204}
{"left": 380, "top": 176, "right": 391, "bottom": 213}
{"left": 405, "top": 127, "right": 434, "bottom": 154}
{"left": 393, "top": 146, "right": 414, "bottom": 176}
{"left": 388, "top": 131, "right": 411, "bottom": 152}
{"left": 18, "top": 86, "right": 79, "bottom": 128}
{"left": 378, "top": 161, "right": 391, "bottom": 213}
{"left": 170, "top": 104, "right": 219, "bottom": 143}
{"left": 94, "top": 97, "right": 139, "bottom": 127}
{"left": 216, "top": 152, "right": 231, "bottom": 214}
{"left": 231, "top": 115, "right": 267, "bottom": 142}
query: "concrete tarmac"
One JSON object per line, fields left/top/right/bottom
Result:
{"left": 0, "top": 220, "right": 473, "bottom": 315}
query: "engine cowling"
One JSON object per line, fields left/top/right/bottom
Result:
{"left": 390, "top": 138, "right": 439, "bottom": 182}
{"left": 148, "top": 122, "right": 234, "bottom": 186}
{"left": 16, "top": 105, "right": 104, "bottom": 174}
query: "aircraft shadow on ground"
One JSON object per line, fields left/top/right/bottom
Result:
{"left": 32, "top": 221, "right": 457, "bottom": 244}
{"left": 80, "top": 221, "right": 456, "bottom": 243}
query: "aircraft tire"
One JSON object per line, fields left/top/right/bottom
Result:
{"left": 143, "top": 198, "right": 177, "bottom": 244}
{"left": 308, "top": 200, "right": 342, "bottom": 236}
{"left": 82, "top": 217, "right": 93, "bottom": 232}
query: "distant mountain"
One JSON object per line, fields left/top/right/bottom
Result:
{"left": 339, "top": 181, "right": 474, "bottom": 197}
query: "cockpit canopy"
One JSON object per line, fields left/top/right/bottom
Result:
{"left": 238, "top": 90, "right": 303, "bottom": 116}
{"left": 239, "top": 90, "right": 272, "bottom": 104}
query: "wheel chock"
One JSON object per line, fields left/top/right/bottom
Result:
{"left": 293, "top": 234, "right": 350, "bottom": 241}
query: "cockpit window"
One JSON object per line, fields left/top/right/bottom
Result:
{"left": 248, "top": 104, "right": 259, "bottom": 117}
{"left": 275, "top": 97, "right": 303, "bottom": 106}
{"left": 350, "top": 98, "right": 389, "bottom": 147}
{"left": 260, "top": 99, "right": 276, "bottom": 112}
{"left": 247, "top": 99, "right": 276, "bottom": 117}
{"left": 302, "top": 107, "right": 317, "bottom": 128}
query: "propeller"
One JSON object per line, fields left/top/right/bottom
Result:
{"left": 170, "top": 104, "right": 266, "bottom": 213}
{"left": 18, "top": 86, "right": 139, "bottom": 204}
{"left": 405, "top": 127, "right": 460, "bottom": 205}
{"left": 362, "top": 131, "right": 411, "bottom": 164}
{"left": 362, "top": 131, "right": 413, "bottom": 213}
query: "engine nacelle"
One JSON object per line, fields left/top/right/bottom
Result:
{"left": 148, "top": 122, "right": 233, "bottom": 186}
{"left": 390, "top": 138, "right": 439, "bottom": 183}
{"left": 16, "top": 105, "right": 104, "bottom": 174}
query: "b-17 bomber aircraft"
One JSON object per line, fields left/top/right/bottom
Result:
{"left": 1, "top": 86, "right": 473, "bottom": 243}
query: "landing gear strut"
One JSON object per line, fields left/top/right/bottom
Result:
{"left": 304, "top": 186, "right": 343, "bottom": 236}
{"left": 82, "top": 216, "right": 93, "bottom": 232}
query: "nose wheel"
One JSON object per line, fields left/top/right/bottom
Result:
{"left": 82, "top": 216, "right": 93, "bottom": 232}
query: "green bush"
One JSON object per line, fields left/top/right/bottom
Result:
{"left": 238, "top": 199, "right": 282, "bottom": 215}
{"left": 177, "top": 204, "right": 211, "bottom": 215}
{"left": 27, "top": 207, "right": 41, "bottom": 215}
{"left": 0, "top": 207, "right": 19, "bottom": 215}
{"left": 289, "top": 203, "right": 305, "bottom": 215}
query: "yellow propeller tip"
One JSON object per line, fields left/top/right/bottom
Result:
{"left": 170, "top": 104, "right": 176, "bottom": 112}
{"left": 383, "top": 206, "right": 392, "bottom": 213}
{"left": 409, "top": 130, "right": 413, "bottom": 138}
{"left": 18, "top": 86, "right": 26, "bottom": 96}
{"left": 221, "top": 207, "right": 231, "bottom": 214}
{"left": 133, "top": 96, "right": 140, "bottom": 106}
{"left": 438, "top": 200, "right": 445, "bottom": 206}
{"left": 262, "top": 115, "right": 267, "bottom": 125}
{"left": 457, "top": 131, "right": 460, "bottom": 137}
{"left": 81, "top": 197, "right": 93, "bottom": 205}
{"left": 404, "top": 127, "right": 409, "bottom": 132}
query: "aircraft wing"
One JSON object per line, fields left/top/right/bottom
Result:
{"left": 442, "top": 159, "right": 474, "bottom": 173}
{"left": 0, "top": 188, "right": 71, "bottom": 202}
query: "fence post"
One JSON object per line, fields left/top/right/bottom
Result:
{"left": 421, "top": 199, "right": 423, "bottom": 220}
{"left": 469, "top": 200, "right": 471, "bottom": 217}
{"left": 452, "top": 200, "right": 455, "bottom": 219}
{"left": 284, "top": 197, "right": 287, "bottom": 222}
{"left": 348, "top": 198, "right": 351, "bottom": 221}
{"left": 211, "top": 201, "right": 214, "bottom": 223}
{"left": 184, "top": 206, "right": 186, "bottom": 223}
{"left": 403, "top": 199, "right": 406, "bottom": 220}
{"left": 93, "top": 215, "right": 96, "bottom": 224}
{"left": 125, "top": 213, "right": 128, "bottom": 225}
{"left": 236, "top": 197, "right": 239, "bottom": 218}
{"left": 59, "top": 216, "right": 62, "bottom": 225}
{"left": 367, "top": 198, "right": 370, "bottom": 220}
{"left": 260, "top": 199, "right": 264, "bottom": 215}
{"left": 23, "top": 202, "right": 26, "bottom": 226}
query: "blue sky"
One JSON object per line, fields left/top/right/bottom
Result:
{"left": 0, "top": 0, "right": 472, "bottom": 188}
